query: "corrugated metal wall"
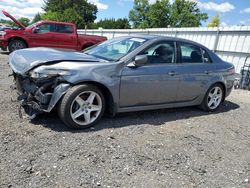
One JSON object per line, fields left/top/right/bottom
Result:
{"left": 78, "top": 26, "right": 250, "bottom": 73}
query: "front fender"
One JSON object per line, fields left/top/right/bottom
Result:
{"left": 44, "top": 83, "right": 71, "bottom": 112}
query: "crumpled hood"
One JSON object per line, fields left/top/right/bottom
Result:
{"left": 9, "top": 47, "right": 100, "bottom": 75}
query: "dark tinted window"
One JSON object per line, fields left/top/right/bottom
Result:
{"left": 37, "top": 23, "right": 56, "bottom": 33}
{"left": 56, "top": 24, "right": 73, "bottom": 33}
{"left": 141, "top": 41, "right": 176, "bottom": 64}
{"left": 180, "top": 42, "right": 203, "bottom": 63}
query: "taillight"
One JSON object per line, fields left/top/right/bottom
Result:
{"left": 228, "top": 67, "right": 235, "bottom": 75}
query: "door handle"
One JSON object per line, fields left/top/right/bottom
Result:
{"left": 168, "top": 71, "right": 177, "bottom": 76}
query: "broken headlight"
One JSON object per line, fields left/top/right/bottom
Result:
{"left": 30, "top": 67, "right": 71, "bottom": 79}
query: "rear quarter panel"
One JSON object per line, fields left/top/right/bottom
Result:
{"left": 206, "top": 48, "right": 235, "bottom": 97}
{"left": 215, "top": 61, "right": 235, "bottom": 97}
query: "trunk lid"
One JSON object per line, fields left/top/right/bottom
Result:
{"left": 2, "top": 10, "right": 26, "bottom": 30}
{"left": 9, "top": 47, "right": 101, "bottom": 75}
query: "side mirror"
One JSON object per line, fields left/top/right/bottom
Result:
{"left": 33, "top": 27, "right": 39, "bottom": 33}
{"left": 127, "top": 55, "right": 148, "bottom": 68}
{"left": 135, "top": 55, "right": 148, "bottom": 66}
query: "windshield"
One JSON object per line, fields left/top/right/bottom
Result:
{"left": 26, "top": 22, "right": 41, "bottom": 29}
{"left": 85, "top": 37, "right": 148, "bottom": 61}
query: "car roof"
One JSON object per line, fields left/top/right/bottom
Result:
{"left": 125, "top": 34, "right": 208, "bottom": 49}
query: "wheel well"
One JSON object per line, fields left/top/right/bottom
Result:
{"left": 8, "top": 37, "right": 28, "bottom": 47}
{"left": 74, "top": 81, "right": 115, "bottom": 115}
{"left": 214, "top": 82, "right": 226, "bottom": 101}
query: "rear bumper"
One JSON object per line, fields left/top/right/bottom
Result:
{"left": 225, "top": 84, "right": 233, "bottom": 97}
{"left": 225, "top": 74, "right": 236, "bottom": 98}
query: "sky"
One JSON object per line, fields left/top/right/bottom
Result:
{"left": 0, "top": 0, "right": 250, "bottom": 27}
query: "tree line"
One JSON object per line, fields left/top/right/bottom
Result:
{"left": 1, "top": 0, "right": 222, "bottom": 29}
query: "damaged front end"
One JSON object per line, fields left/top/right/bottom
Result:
{"left": 13, "top": 73, "right": 70, "bottom": 119}
{"left": 8, "top": 47, "right": 101, "bottom": 119}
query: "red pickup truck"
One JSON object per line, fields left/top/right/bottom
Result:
{"left": 0, "top": 10, "right": 107, "bottom": 52}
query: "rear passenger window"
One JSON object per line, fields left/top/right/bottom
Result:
{"left": 56, "top": 24, "right": 73, "bottom": 33}
{"left": 180, "top": 43, "right": 203, "bottom": 63}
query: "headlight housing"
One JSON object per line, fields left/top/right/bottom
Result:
{"left": 0, "top": 31, "right": 6, "bottom": 36}
{"left": 30, "top": 67, "right": 71, "bottom": 79}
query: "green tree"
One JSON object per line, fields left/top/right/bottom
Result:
{"left": 129, "top": 0, "right": 150, "bottom": 28}
{"left": 32, "top": 13, "right": 42, "bottom": 24}
{"left": 18, "top": 17, "right": 30, "bottom": 27}
{"left": 41, "top": 10, "right": 61, "bottom": 21}
{"left": 148, "top": 0, "right": 171, "bottom": 28}
{"left": 129, "top": 0, "right": 208, "bottom": 28}
{"left": 207, "top": 15, "right": 220, "bottom": 27}
{"left": 92, "top": 18, "right": 130, "bottom": 29}
{"left": 0, "top": 19, "right": 12, "bottom": 26}
{"left": 1, "top": 17, "right": 30, "bottom": 28}
{"left": 42, "top": 0, "right": 98, "bottom": 29}
{"left": 116, "top": 18, "right": 131, "bottom": 29}
{"left": 170, "top": 0, "right": 208, "bottom": 27}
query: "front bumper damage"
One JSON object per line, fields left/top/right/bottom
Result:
{"left": 13, "top": 74, "right": 70, "bottom": 118}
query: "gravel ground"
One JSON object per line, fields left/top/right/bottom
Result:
{"left": 0, "top": 51, "right": 250, "bottom": 188}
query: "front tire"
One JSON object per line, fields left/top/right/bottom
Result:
{"left": 8, "top": 39, "right": 27, "bottom": 53}
{"left": 200, "top": 83, "right": 224, "bottom": 112}
{"left": 58, "top": 84, "right": 105, "bottom": 129}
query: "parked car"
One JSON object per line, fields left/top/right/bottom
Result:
{"left": 0, "top": 10, "right": 107, "bottom": 52}
{"left": 9, "top": 35, "right": 236, "bottom": 129}
{"left": 0, "top": 25, "right": 12, "bottom": 51}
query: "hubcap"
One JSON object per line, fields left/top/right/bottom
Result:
{"left": 207, "top": 86, "right": 223, "bottom": 109}
{"left": 70, "top": 91, "right": 102, "bottom": 126}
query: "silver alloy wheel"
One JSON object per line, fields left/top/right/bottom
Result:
{"left": 70, "top": 91, "right": 102, "bottom": 126}
{"left": 207, "top": 86, "right": 223, "bottom": 110}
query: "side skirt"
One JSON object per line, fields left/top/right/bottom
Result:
{"left": 117, "top": 98, "right": 203, "bottom": 113}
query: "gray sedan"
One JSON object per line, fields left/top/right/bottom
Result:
{"left": 9, "top": 35, "right": 236, "bottom": 129}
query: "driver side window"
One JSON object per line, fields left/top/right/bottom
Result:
{"left": 141, "top": 41, "right": 176, "bottom": 64}
{"left": 36, "top": 23, "right": 56, "bottom": 33}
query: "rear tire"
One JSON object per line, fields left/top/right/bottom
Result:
{"left": 200, "top": 83, "right": 224, "bottom": 112}
{"left": 8, "top": 39, "right": 27, "bottom": 53}
{"left": 58, "top": 84, "right": 105, "bottom": 129}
